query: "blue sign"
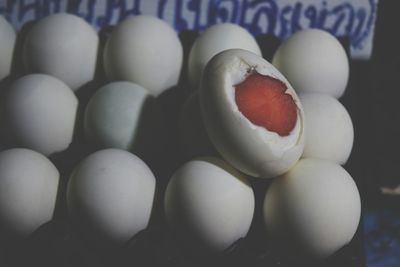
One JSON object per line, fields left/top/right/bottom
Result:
{"left": 0, "top": 0, "right": 378, "bottom": 59}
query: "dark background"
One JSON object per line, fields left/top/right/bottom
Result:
{"left": 359, "top": 0, "right": 400, "bottom": 266}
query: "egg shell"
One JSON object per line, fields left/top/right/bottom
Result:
{"left": 188, "top": 23, "right": 261, "bottom": 89}
{"left": 84, "top": 81, "right": 164, "bottom": 160}
{"left": 300, "top": 93, "right": 354, "bottom": 164}
{"left": 23, "top": 13, "right": 99, "bottom": 91}
{"left": 6, "top": 74, "right": 78, "bottom": 156}
{"left": 200, "top": 49, "right": 305, "bottom": 178}
{"left": 67, "top": 149, "right": 156, "bottom": 247}
{"left": 0, "top": 16, "right": 16, "bottom": 80}
{"left": 104, "top": 15, "right": 183, "bottom": 96}
{"left": 0, "top": 148, "right": 59, "bottom": 241}
{"left": 165, "top": 157, "right": 255, "bottom": 252}
{"left": 272, "top": 29, "right": 349, "bottom": 98}
{"left": 263, "top": 158, "right": 361, "bottom": 259}
{"left": 179, "top": 92, "right": 217, "bottom": 159}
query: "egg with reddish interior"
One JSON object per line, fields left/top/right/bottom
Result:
{"left": 0, "top": 16, "right": 16, "bottom": 80}
{"left": 200, "top": 49, "right": 305, "bottom": 178}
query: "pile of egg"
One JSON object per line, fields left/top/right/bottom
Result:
{"left": 0, "top": 13, "right": 360, "bottom": 264}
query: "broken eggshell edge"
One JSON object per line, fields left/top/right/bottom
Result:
{"left": 200, "top": 49, "right": 305, "bottom": 178}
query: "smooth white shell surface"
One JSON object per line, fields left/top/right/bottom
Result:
{"left": 165, "top": 158, "right": 255, "bottom": 251}
{"left": 188, "top": 23, "right": 261, "bottom": 89}
{"left": 200, "top": 49, "right": 305, "bottom": 178}
{"left": 0, "top": 149, "right": 59, "bottom": 240}
{"left": 263, "top": 158, "right": 361, "bottom": 259}
{"left": 300, "top": 93, "right": 354, "bottom": 164}
{"left": 0, "top": 16, "right": 16, "bottom": 80}
{"left": 104, "top": 15, "right": 183, "bottom": 96}
{"left": 84, "top": 82, "right": 162, "bottom": 158}
{"left": 23, "top": 13, "right": 99, "bottom": 91}
{"left": 67, "top": 149, "right": 156, "bottom": 247}
{"left": 6, "top": 74, "right": 78, "bottom": 156}
{"left": 272, "top": 29, "right": 349, "bottom": 98}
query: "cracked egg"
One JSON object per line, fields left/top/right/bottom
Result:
{"left": 200, "top": 49, "right": 305, "bottom": 178}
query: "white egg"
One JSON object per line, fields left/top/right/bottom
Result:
{"left": 272, "top": 29, "right": 349, "bottom": 98}
{"left": 67, "top": 149, "right": 156, "bottom": 247}
{"left": 165, "top": 157, "right": 254, "bottom": 251}
{"left": 188, "top": 23, "right": 261, "bottom": 89}
{"left": 0, "top": 148, "right": 59, "bottom": 241}
{"left": 0, "top": 16, "right": 16, "bottom": 80}
{"left": 104, "top": 15, "right": 183, "bottom": 96}
{"left": 200, "top": 49, "right": 305, "bottom": 178}
{"left": 6, "top": 74, "right": 78, "bottom": 156}
{"left": 179, "top": 92, "right": 216, "bottom": 159}
{"left": 300, "top": 93, "right": 354, "bottom": 164}
{"left": 263, "top": 158, "right": 361, "bottom": 259}
{"left": 84, "top": 81, "right": 163, "bottom": 159}
{"left": 23, "top": 13, "right": 99, "bottom": 91}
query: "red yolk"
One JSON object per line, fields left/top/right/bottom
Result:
{"left": 235, "top": 72, "right": 297, "bottom": 136}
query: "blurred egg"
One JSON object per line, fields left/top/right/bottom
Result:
{"left": 67, "top": 149, "right": 156, "bottom": 247}
{"left": 200, "top": 49, "right": 305, "bottom": 178}
{"left": 0, "top": 16, "right": 15, "bottom": 80}
{"left": 0, "top": 148, "right": 59, "bottom": 241}
{"left": 165, "top": 157, "right": 254, "bottom": 251}
{"left": 300, "top": 93, "right": 354, "bottom": 164}
{"left": 6, "top": 74, "right": 78, "bottom": 156}
{"left": 272, "top": 29, "right": 349, "bottom": 98}
{"left": 23, "top": 13, "right": 98, "bottom": 91}
{"left": 263, "top": 158, "right": 361, "bottom": 259}
{"left": 84, "top": 81, "right": 163, "bottom": 160}
{"left": 104, "top": 15, "right": 183, "bottom": 96}
{"left": 179, "top": 92, "right": 217, "bottom": 159}
{"left": 188, "top": 23, "right": 261, "bottom": 89}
